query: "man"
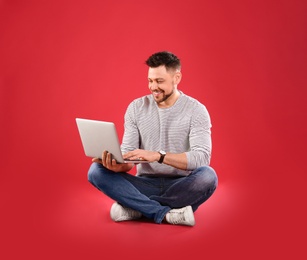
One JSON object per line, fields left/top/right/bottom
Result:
{"left": 88, "top": 51, "right": 218, "bottom": 226}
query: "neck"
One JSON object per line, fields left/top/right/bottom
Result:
{"left": 158, "top": 89, "right": 180, "bottom": 108}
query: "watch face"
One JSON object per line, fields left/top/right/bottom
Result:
{"left": 158, "top": 150, "right": 166, "bottom": 164}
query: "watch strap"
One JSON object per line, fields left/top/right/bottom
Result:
{"left": 158, "top": 151, "right": 166, "bottom": 164}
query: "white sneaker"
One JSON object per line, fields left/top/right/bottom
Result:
{"left": 165, "top": 205, "right": 195, "bottom": 226}
{"left": 110, "top": 202, "right": 142, "bottom": 222}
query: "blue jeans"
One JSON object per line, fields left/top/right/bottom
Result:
{"left": 88, "top": 163, "right": 218, "bottom": 224}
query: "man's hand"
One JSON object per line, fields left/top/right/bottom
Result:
{"left": 92, "top": 150, "right": 134, "bottom": 172}
{"left": 123, "top": 149, "right": 160, "bottom": 163}
{"left": 124, "top": 149, "right": 188, "bottom": 170}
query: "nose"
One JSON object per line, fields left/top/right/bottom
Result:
{"left": 149, "top": 81, "right": 158, "bottom": 90}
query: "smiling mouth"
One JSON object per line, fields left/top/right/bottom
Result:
{"left": 152, "top": 90, "right": 163, "bottom": 97}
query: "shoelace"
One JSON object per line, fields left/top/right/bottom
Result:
{"left": 123, "top": 207, "right": 139, "bottom": 218}
{"left": 168, "top": 210, "right": 185, "bottom": 224}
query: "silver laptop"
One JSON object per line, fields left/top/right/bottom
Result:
{"left": 76, "top": 118, "right": 149, "bottom": 163}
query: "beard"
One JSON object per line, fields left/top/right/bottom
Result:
{"left": 155, "top": 88, "right": 174, "bottom": 104}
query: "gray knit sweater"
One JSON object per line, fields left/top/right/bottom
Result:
{"left": 121, "top": 91, "right": 212, "bottom": 177}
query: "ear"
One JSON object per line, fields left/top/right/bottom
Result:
{"left": 174, "top": 71, "right": 182, "bottom": 85}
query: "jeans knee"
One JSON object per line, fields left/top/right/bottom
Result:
{"left": 87, "top": 162, "right": 101, "bottom": 185}
{"left": 198, "top": 166, "right": 218, "bottom": 189}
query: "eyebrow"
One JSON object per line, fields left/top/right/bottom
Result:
{"left": 148, "top": 77, "right": 165, "bottom": 81}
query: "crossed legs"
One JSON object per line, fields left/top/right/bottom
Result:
{"left": 88, "top": 163, "right": 218, "bottom": 224}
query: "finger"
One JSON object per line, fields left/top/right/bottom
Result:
{"left": 101, "top": 150, "right": 108, "bottom": 165}
{"left": 92, "top": 158, "right": 102, "bottom": 163}
{"left": 111, "top": 159, "right": 117, "bottom": 166}
{"left": 102, "top": 150, "right": 107, "bottom": 160}
{"left": 105, "top": 152, "right": 113, "bottom": 167}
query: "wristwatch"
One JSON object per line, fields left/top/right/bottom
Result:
{"left": 158, "top": 150, "right": 166, "bottom": 164}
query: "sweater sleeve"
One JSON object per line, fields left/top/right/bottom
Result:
{"left": 120, "top": 101, "right": 140, "bottom": 154}
{"left": 185, "top": 105, "right": 212, "bottom": 170}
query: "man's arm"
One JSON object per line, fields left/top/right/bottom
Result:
{"left": 123, "top": 149, "right": 188, "bottom": 170}
{"left": 160, "top": 152, "right": 187, "bottom": 170}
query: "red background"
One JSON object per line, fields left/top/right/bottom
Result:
{"left": 1, "top": 0, "right": 306, "bottom": 259}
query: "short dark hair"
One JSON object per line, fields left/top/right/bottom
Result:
{"left": 145, "top": 51, "right": 181, "bottom": 71}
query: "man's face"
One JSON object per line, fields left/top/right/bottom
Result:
{"left": 147, "top": 65, "right": 180, "bottom": 104}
